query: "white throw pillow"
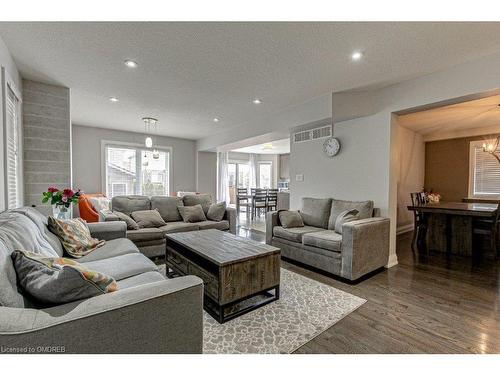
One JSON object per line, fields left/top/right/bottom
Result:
{"left": 89, "top": 197, "right": 111, "bottom": 212}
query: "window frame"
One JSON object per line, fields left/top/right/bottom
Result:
{"left": 1, "top": 67, "right": 23, "bottom": 210}
{"left": 468, "top": 139, "right": 500, "bottom": 199}
{"left": 101, "top": 140, "right": 173, "bottom": 198}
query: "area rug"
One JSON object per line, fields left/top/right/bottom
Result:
{"left": 159, "top": 266, "right": 366, "bottom": 354}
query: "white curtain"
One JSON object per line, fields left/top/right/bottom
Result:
{"left": 249, "top": 153, "right": 258, "bottom": 189}
{"left": 217, "top": 152, "right": 230, "bottom": 204}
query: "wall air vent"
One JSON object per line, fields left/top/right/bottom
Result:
{"left": 293, "top": 130, "right": 312, "bottom": 143}
{"left": 293, "top": 124, "right": 332, "bottom": 143}
{"left": 311, "top": 125, "right": 332, "bottom": 140}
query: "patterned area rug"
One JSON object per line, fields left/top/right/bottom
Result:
{"left": 159, "top": 265, "right": 366, "bottom": 354}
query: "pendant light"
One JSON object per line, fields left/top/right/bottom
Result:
{"left": 142, "top": 117, "right": 158, "bottom": 148}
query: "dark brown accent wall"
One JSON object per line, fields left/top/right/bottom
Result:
{"left": 424, "top": 133, "right": 500, "bottom": 202}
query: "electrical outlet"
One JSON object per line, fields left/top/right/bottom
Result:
{"left": 295, "top": 174, "right": 304, "bottom": 181}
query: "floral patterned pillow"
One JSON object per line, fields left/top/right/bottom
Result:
{"left": 48, "top": 217, "right": 105, "bottom": 258}
{"left": 11, "top": 250, "right": 117, "bottom": 305}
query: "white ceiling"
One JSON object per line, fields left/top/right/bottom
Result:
{"left": 2, "top": 22, "right": 500, "bottom": 140}
{"left": 232, "top": 138, "right": 290, "bottom": 154}
{"left": 399, "top": 94, "right": 500, "bottom": 139}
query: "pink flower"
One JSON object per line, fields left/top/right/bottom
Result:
{"left": 63, "top": 189, "right": 74, "bottom": 198}
{"left": 48, "top": 186, "right": 59, "bottom": 193}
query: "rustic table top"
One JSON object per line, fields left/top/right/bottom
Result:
{"left": 165, "top": 229, "right": 281, "bottom": 266}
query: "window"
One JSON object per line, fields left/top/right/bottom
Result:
{"left": 258, "top": 163, "right": 272, "bottom": 188}
{"left": 104, "top": 143, "right": 170, "bottom": 198}
{"left": 469, "top": 140, "right": 500, "bottom": 198}
{"left": 5, "top": 84, "right": 21, "bottom": 209}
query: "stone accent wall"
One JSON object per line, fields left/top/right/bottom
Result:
{"left": 22, "top": 79, "right": 71, "bottom": 209}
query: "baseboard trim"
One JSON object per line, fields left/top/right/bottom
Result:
{"left": 397, "top": 224, "right": 413, "bottom": 235}
{"left": 385, "top": 253, "right": 399, "bottom": 268}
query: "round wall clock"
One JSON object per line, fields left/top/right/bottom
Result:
{"left": 323, "top": 137, "right": 341, "bottom": 157}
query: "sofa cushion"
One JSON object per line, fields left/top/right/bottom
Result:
{"left": 197, "top": 220, "right": 230, "bottom": 231}
{"left": 77, "top": 238, "right": 139, "bottom": 263}
{"left": 151, "top": 196, "right": 184, "bottom": 222}
{"left": 48, "top": 217, "right": 105, "bottom": 258}
{"left": 117, "top": 270, "right": 165, "bottom": 289}
{"left": 178, "top": 205, "right": 207, "bottom": 223}
{"left": 279, "top": 210, "right": 304, "bottom": 228}
{"left": 183, "top": 194, "right": 212, "bottom": 214}
{"left": 328, "top": 199, "right": 374, "bottom": 229}
{"left": 0, "top": 242, "right": 24, "bottom": 308}
{"left": 81, "top": 252, "right": 158, "bottom": 281}
{"left": 206, "top": 202, "right": 226, "bottom": 222}
{"left": 112, "top": 195, "right": 151, "bottom": 215}
{"left": 300, "top": 198, "right": 332, "bottom": 229}
{"left": 12, "top": 207, "right": 64, "bottom": 257}
{"left": 114, "top": 211, "right": 139, "bottom": 230}
{"left": 131, "top": 209, "right": 167, "bottom": 228}
{"left": 11, "top": 250, "right": 117, "bottom": 306}
{"left": 126, "top": 228, "right": 165, "bottom": 242}
{"left": 302, "top": 230, "right": 343, "bottom": 253}
{"left": 273, "top": 225, "right": 324, "bottom": 243}
{"left": 159, "top": 222, "right": 200, "bottom": 234}
{"left": 334, "top": 209, "right": 359, "bottom": 234}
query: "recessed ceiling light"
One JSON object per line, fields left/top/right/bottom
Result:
{"left": 124, "top": 60, "right": 138, "bottom": 68}
{"left": 351, "top": 51, "right": 363, "bottom": 61}
{"left": 109, "top": 97, "right": 119, "bottom": 102}
{"left": 253, "top": 98, "right": 262, "bottom": 104}
{"left": 213, "top": 118, "right": 220, "bottom": 123}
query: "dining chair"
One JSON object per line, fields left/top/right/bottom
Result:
{"left": 266, "top": 189, "right": 278, "bottom": 211}
{"left": 252, "top": 192, "right": 268, "bottom": 219}
{"left": 472, "top": 201, "right": 500, "bottom": 261}
{"left": 236, "top": 187, "right": 251, "bottom": 215}
{"left": 410, "top": 192, "right": 428, "bottom": 254}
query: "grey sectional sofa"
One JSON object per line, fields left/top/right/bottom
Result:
{"left": 101, "top": 194, "right": 236, "bottom": 258}
{"left": 266, "top": 197, "right": 390, "bottom": 281}
{"left": 0, "top": 207, "right": 203, "bottom": 353}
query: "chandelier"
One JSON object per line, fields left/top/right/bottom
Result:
{"left": 482, "top": 137, "right": 500, "bottom": 163}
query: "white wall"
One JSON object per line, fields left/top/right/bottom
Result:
{"left": 290, "top": 114, "right": 391, "bottom": 216}
{"left": 396, "top": 125, "right": 425, "bottom": 233}
{"left": 196, "top": 151, "right": 217, "bottom": 199}
{"left": 72, "top": 125, "right": 196, "bottom": 195}
{"left": 0, "top": 37, "right": 21, "bottom": 211}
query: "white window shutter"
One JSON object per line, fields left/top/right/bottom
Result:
{"left": 473, "top": 145, "right": 500, "bottom": 196}
{"left": 6, "top": 86, "right": 21, "bottom": 209}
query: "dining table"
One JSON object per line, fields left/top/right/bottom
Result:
{"left": 407, "top": 201, "right": 499, "bottom": 256}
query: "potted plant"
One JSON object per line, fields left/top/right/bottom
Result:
{"left": 42, "top": 187, "right": 82, "bottom": 220}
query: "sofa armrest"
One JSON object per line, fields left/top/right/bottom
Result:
{"left": 87, "top": 221, "right": 127, "bottom": 241}
{"left": 0, "top": 276, "right": 204, "bottom": 353}
{"left": 100, "top": 210, "right": 120, "bottom": 222}
{"left": 266, "top": 211, "right": 280, "bottom": 244}
{"left": 224, "top": 207, "right": 237, "bottom": 234}
{"left": 341, "top": 217, "right": 390, "bottom": 281}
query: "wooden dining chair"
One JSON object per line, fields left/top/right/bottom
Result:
{"left": 410, "top": 192, "right": 428, "bottom": 254}
{"left": 236, "top": 188, "right": 251, "bottom": 215}
{"left": 252, "top": 192, "right": 268, "bottom": 219}
{"left": 472, "top": 201, "right": 500, "bottom": 260}
{"left": 266, "top": 189, "right": 278, "bottom": 211}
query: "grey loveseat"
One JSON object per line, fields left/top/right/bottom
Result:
{"left": 0, "top": 207, "right": 203, "bottom": 354}
{"left": 101, "top": 194, "right": 236, "bottom": 258}
{"left": 266, "top": 197, "right": 390, "bottom": 281}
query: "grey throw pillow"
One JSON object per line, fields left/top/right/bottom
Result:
{"left": 11, "top": 250, "right": 117, "bottom": 306}
{"left": 329, "top": 199, "right": 374, "bottom": 229}
{"left": 178, "top": 204, "right": 207, "bottom": 223}
{"left": 114, "top": 211, "right": 139, "bottom": 230}
{"left": 279, "top": 210, "right": 304, "bottom": 228}
{"left": 334, "top": 209, "right": 359, "bottom": 234}
{"left": 130, "top": 209, "right": 167, "bottom": 228}
{"left": 207, "top": 202, "right": 226, "bottom": 222}
{"left": 183, "top": 194, "right": 212, "bottom": 215}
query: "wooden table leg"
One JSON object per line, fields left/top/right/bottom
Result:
{"left": 446, "top": 214, "right": 452, "bottom": 258}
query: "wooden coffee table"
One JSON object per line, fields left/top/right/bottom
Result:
{"left": 165, "top": 229, "right": 281, "bottom": 323}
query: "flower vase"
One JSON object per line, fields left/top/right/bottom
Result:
{"left": 53, "top": 205, "right": 71, "bottom": 220}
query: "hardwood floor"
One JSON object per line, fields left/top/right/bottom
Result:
{"left": 237, "top": 227, "right": 500, "bottom": 353}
